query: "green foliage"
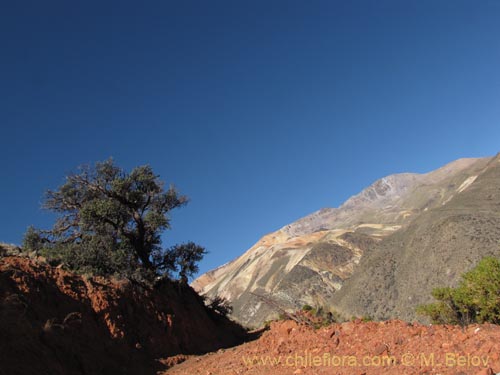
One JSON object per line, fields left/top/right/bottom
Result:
{"left": 22, "top": 226, "right": 44, "bottom": 253}
{"left": 24, "top": 159, "right": 205, "bottom": 281}
{"left": 156, "top": 242, "right": 207, "bottom": 283}
{"left": 309, "top": 306, "right": 337, "bottom": 329}
{"left": 417, "top": 256, "right": 500, "bottom": 326}
{"left": 263, "top": 320, "right": 273, "bottom": 329}
{"left": 349, "top": 315, "right": 374, "bottom": 323}
{"left": 277, "top": 313, "right": 288, "bottom": 321}
{"left": 302, "top": 304, "right": 313, "bottom": 312}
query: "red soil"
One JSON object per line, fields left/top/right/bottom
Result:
{"left": 3, "top": 255, "right": 499, "bottom": 375}
{"left": 0, "top": 256, "right": 245, "bottom": 375}
{"left": 164, "top": 319, "right": 500, "bottom": 375}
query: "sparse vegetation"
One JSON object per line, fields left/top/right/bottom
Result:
{"left": 268, "top": 304, "right": 338, "bottom": 329}
{"left": 206, "top": 295, "right": 233, "bottom": 318}
{"left": 302, "top": 304, "right": 313, "bottom": 312}
{"left": 417, "top": 256, "right": 500, "bottom": 326}
{"left": 0, "top": 242, "right": 22, "bottom": 257}
{"left": 22, "top": 159, "right": 206, "bottom": 282}
{"left": 351, "top": 315, "right": 374, "bottom": 322}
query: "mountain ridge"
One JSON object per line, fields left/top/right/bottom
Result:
{"left": 332, "top": 152, "right": 500, "bottom": 320}
{"left": 193, "top": 155, "right": 497, "bottom": 327}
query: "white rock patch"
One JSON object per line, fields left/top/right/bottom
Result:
{"left": 457, "top": 175, "right": 478, "bottom": 193}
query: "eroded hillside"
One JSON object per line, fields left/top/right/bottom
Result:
{"left": 332, "top": 153, "right": 500, "bottom": 320}
{"left": 0, "top": 256, "right": 245, "bottom": 375}
{"left": 193, "top": 156, "right": 497, "bottom": 327}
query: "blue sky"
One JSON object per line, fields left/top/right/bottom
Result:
{"left": 1, "top": 1, "right": 499, "bottom": 276}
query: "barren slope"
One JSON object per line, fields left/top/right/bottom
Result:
{"left": 332, "top": 153, "right": 500, "bottom": 321}
{"left": 194, "top": 156, "right": 492, "bottom": 327}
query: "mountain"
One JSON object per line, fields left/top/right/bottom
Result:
{"left": 332, "top": 153, "right": 500, "bottom": 321}
{"left": 193, "top": 155, "right": 499, "bottom": 327}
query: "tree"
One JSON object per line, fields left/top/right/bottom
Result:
{"left": 26, "top": 159, "right": 206, "bottom": 279}
{"left": 417, "top": 256, "right": 500, "bottom": 326}
{"left": 157, "top": 242, "right": 207, "bottom": 283}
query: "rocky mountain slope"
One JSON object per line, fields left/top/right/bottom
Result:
{"left": 332, "top": 153, "right": 500, "bottom": 321}
{"left": 0, "top": 255, "right": 245, "bottom": 375}
{"left": 193, "top": 155, "right": 499, "bottom": 327}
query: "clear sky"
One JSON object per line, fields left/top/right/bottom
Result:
{"left": 1, "top": 1, "right": 499, "bottom": 276}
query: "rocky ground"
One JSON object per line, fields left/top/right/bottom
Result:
{"left": 164, "top": 319, "right": 500, "bottom": 375}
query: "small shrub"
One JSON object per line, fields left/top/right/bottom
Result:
{"left": 278, "top": 313, "right": 288, "bottom": 320}
{"left": 22, "top": 226, "right": 44, "bottom": 253}
{"left": 302, "top": 304, "right": 313, "bottom": 312}
{"left": 417, "top": 256, "right": 500, "bottom": 326}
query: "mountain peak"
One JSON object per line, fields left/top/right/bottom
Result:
{"left": 340, "top": 173, "right": 421, "bottom": 211}
{"left": 194, "top": 155, "right": 498, "bottom": 327}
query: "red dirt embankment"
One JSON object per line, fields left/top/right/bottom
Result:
{"left": 164, "top": 319, "right": 500, "bottom": 375}
{"left": 3, "top": 255, "right": 500, "bottom": 375}
{"left": 0, "top": 256, "right": 245, "bottom": 375}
